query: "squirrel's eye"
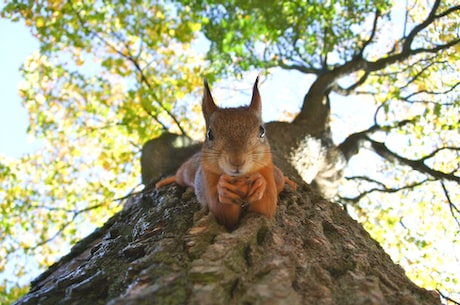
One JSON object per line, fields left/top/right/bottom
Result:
{"left": 206, "top": 128, "right": 214, "bottom": 141}
{"left": 259, "top": 125, "right": 265, "bottom": 138}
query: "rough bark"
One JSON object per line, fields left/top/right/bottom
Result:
{"left": 14, "top": 176, "right": 440, "bottom": 305}
{"left": 141, "top": 132, "right": 201, "bottom": 186}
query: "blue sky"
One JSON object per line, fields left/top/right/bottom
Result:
{"left": 0, "top": 18, "right": 39, "bottom": 158}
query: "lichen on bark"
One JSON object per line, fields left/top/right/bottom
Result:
{"left": 14, "top": 182, "right": 440, "bottom": 305}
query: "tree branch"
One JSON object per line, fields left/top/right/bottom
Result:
{"left": 337, "top": 120, "right": 414, "bottom": 160}
{"left": 437, "top": 289, "right": 460, "bottom": 305}
{"left": 338, "top": 119, "right": 460, "bottom": 184}
{"left": 440, "top": 181, "right": 460, "bottom": 230}
{"left": 418, "top": 147, "right": 460, "bottom": 162}
{"left": 399, "top": 59, "right": 446, "bottom": 90}
{"left": 403, "top": 81, "right": 460, "bottom": 100}
{"left": 278, "top": 61, "right": 322, "bottom": 74}
{"left": 321, "top": 26, "right": 329, "bottom": 67}
{"left": 293, "top": 2, "right": 458, "bottom": 130}
{"left": 367, "top": 1, "right": 460, "bottom": 72}
{"left": 331, "top": 70, "right": 370, "bottom": 96}
{"left": 368, "top": 139, "right": 460, "bottom": 183}
{"left": 24, "top": 202, "right": 106, "bottom": 251}
{"left": 335, "top": 2, "right": 459, "bottom": 94}
{"left": 402, "top": 0, "right": 441, "bottom": 51}
{"left": 68, "top": 1, "right": 187, "bottom": 135}
{"left": 114, "top": 36, "right": 187, "bottom": 135}
{"left": 365, "top": 37, "right": 459, "bottom": 74}
{"left": 359, "top": 9, "right": 381, "bottom": 57}
{"left": 340, "top": 176, "right": 430, "bottom": 203}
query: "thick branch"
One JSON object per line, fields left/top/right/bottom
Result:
{"left": 402, "top": 0, "right": 441, "bottom": 51}
{"left": 338, "top": 121, "right": 460, "bottom": 184}
{"left": 337, "top": 121, "right": 413, "bottom": 160}
{"left": 368, "top": 139, "right": 460, "bottom": 183}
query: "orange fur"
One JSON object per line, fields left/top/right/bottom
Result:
{"left": 156, "top": 77, "right": 296, "bottom": 229}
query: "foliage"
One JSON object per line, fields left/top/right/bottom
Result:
{"left": 0, "top": 280, "right": 28, "bottom": 305}
{"left": 1, "top": 0, "right": 206, "bottom": 302}
{"left": 180, "top": 0, "right": 393, "bottom": 75}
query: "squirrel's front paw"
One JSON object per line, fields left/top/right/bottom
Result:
{"left": 217, "top": 175, "right": 248, "bottom": 205}
{"left": 246, "top": 172, "right": 266, "bottom": 203}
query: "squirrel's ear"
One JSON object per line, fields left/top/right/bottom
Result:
{"left": 202, "top": 78, "right": 218, "bottom": 125}
{"left": 249, "top": 76, "right": 262, "bottom": 114}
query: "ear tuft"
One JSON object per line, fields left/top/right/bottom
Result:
{"left": 249, "top": 75, "right": 262, "bottom": 113}
{"left": 202, "top": 78, "right": 218, "bottom": 126}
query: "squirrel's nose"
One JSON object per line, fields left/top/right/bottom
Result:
{"left": 229, "top": 158, "right": 246, "bottom": 174}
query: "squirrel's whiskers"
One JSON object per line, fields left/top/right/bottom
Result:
{"left": 156, "top": 77, "right": 296, "bottom": 230}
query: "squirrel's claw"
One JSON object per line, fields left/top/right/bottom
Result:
{"left": 246, "top": 172, "right": 266, "bottom": 203}
{"left": 284, "top": 176, "right": 297, "bottom": 191}
{"left": 218, "top": 175, "right": 247, "bottom": 205}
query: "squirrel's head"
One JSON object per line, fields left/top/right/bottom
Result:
{"left": 201, "top": 77, "right": 271, "bottom": 176}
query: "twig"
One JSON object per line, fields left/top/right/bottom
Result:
{"left": 436, "top": 289, "right": 460, "bottom": 305}
{"left": 359, "top": 9, "right": 381, "bottom": 56}
{"left": 24, "top": 202, "right": 106, "bottom": 251}
{"left": 441, "top": 181, "right": 460, "bottom": 230}
{"left": 68, "top": 0, "right": 187, "bottom": 135}
{"left": 341, "top": 177, "right": 429, "bottom": 203}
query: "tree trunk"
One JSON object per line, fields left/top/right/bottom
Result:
{"left": 14, "top": 86, "right": 440, "bottom": 304}
{"left": 14, "top": 177, "right": 439, "bottom": 305}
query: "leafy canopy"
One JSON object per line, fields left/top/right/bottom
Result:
{"left": 182, "top": 0, "right": 392, "bottom": 74}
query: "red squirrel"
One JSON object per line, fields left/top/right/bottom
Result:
{"left": 156, "top": 77, "right": 296, "bottom": 229}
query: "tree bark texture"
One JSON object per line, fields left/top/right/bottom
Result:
{"left": 15, "top": 180, "right": 439, "bottom": 305}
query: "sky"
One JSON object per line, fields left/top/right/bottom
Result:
{"left": 0, "top": 18, "right": 40, "bottom": 158}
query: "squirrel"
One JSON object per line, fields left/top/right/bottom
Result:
{"left": 156, "top": 77, "right": 296, "bottom": 229}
